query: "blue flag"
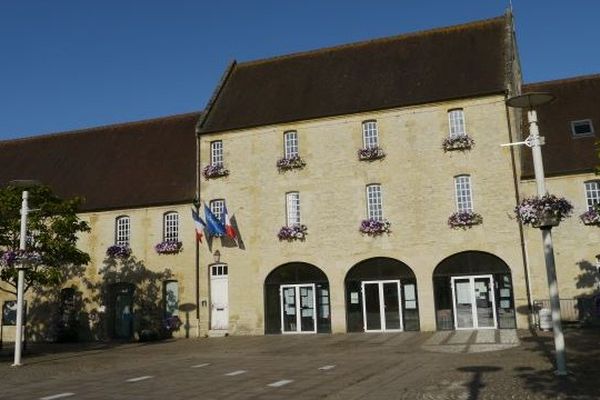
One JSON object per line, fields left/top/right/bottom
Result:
{"left": 204, "top": 204, "right": 226, "bottom": 237}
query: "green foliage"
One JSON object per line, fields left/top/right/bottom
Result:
{"left": 0, "top": 184, "right": 90, "bottom": 295}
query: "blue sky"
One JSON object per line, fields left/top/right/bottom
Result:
{"left": 1, "top": 1, "right": 599, "bottom": 140}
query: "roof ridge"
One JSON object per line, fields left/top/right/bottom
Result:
{"left": 237, "top": 15, "right": 505, "bottom": 68}
{"left": 0, "top": 111, "right": 202, "bottom": 145}
{"left": 524, "top": 73, "right": 600, "bottom": 87}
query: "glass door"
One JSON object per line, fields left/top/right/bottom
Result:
{"left": 280, "top": 284, "right": 316, "bottom": 334}
{"left": 451, "top": 275, "right": 497, "bottom": 330}
{"left": 361, "top": 280, "right": 402, "bottom": 332}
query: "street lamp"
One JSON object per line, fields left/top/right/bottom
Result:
{"left": 504, "top": 93, "right": 568, "bottom": 376}
{"left": 8, "top": 179, "right": 40, "bottom": 367}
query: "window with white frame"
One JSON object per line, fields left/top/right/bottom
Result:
{"left": 286, "top": 192, "right": 301, "bottom": 226}
{"left": 115, "top": 216, "right": 130, "bottom": 246}
{"left": 366, "top": 184, "right": 383, "bottom": 221}
{"left": 362, "top": 120, "right": 379, "bottom": 149}
{"left": 571, "top": 119, "right": 595, "bottom": 137}
{"left": 163, "top": 212, "right": 179, "bottom": 241}
{"left": 210, "top": 199, "right": 225, "bottom": 220}
{"left": 164, "top": 280, "right": 179, "bottom": 317}
{"left": 584, "top": 181, "right": 600, "bottom": 210}
{"left": 210, "top": 140, "right": 223, "bottom": 166}
{"left": 454, "top": 175, "right": 473, "bottom": 212}
{"left": 448, "top": 109, "right": 466, "bottom": 137}
{"left": 284, "top": 131, "right": 298, "bottom": 158}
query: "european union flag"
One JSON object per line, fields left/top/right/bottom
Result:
{"left": 204, "top": 204, "right": 226, "bottom": 237}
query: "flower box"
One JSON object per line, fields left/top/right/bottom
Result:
{"left": 580, "top": 207, "right": 600, "bottom": 226}
{"left": 278, "top": 224, "right": 307, "bottom": 241}
{"left": 277, "top": 155, "right": 306, "bottom": 172}
{"left": 0, "top": 250, "right": 42, "bottom": 268}
{"left": 442, "top": 134, "right": 475, "bottom": 152}
{"left": 155, "top": 240, "right": 183, "bottom": 255}
{"left": 202, "top": 164, "right": 229, "bottom": 180}
{"left": 358, "top": 146, "right": 386, "bottom": 161}
{"left": 448, "top": 211, "right": 483, "bottom": 229}
{"left": 106, "top": 244, "right": 131, "bottom": 259}
{"left": 359, "top": 218, "right": 391, "bottom": 236}
{"left": 515, "top": 194, "right": 573, "bottom": 228}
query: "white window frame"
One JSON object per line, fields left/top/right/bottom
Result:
{"left": 210, "top": 199, "right": 225, "bottom": 221}
{"left": 366, "top": 184, "right": 383, "bottom": 221}
{"left": 163, "top": 212, "right": 179, "bottom": 242}
{"left": 210, "top": 140, "right": 224, "bottom": 166}
{"left": 571, "top": 119, "right": 595, "bottom": 138}
{"left": 362, "top": 120, "right": 379, "bottom": 149}
{"left": 284, "top": 131, "right": 299, "bottom": 159}
{"left": 454, "top": 175, "right": 473, "bottom": 212}
{"left": 115, "top": 216, "right": 130, "bottom": 246}
{"left": 286, "top": 192, "right": 301, "bottom": 226}
{"left": 584, "top": 181, "right": 600, "bottom": 211}
{"left": 448, "top": 109, "right": 466, "bottom": 138}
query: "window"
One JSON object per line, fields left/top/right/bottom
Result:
{"left": 115, "top": 216, "right": 130, "bottom": 246}
{"left": 366, "top": 184, "right": 383, "bottom": 221}
{"left": 164, "top": 281, "right": 179, "bottom": 317}
{"left": 210, "top": 140, "right": 224, "bottom": 166}
{"left": 210, "top": 199, "right": 225, "bottom": 220}
{"left": 454, "top": 175, "right": 473, "bottom": 212}
{"left": 448, "top": 109, "right": 466, "bottom": 137}
{"left": 211, "top": 264, "right": 228, "bottom": 276}
{"left": 362, "top": 120, "right": 379, "bottom": 149}
{"left": 584, "top": 181, "right": 600, "bottom": 210}
{"left": 163, "top": 212, "right": 179, "bottom": 241}
{"left": 286, "top": 192, "right": 301, "bottom": 226}
{"left": 284, "top": 131, "right": 298, "bottom": 158}
{"left": 571, "top": 119, "right": 594, "bottom": 137}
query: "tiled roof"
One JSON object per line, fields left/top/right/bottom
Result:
{"left": 199, "top": 15, "right": 510, "bottom": 134}
{"left": 0, "top": 112, "right": 201, "bottom": 211}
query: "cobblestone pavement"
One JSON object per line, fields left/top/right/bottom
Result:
{"left": 0, "top": 328, "right": 598, "bottom": 400}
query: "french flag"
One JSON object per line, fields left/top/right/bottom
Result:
{"left": 191, "top": 208, "right": 207, "bottom": 243}
{"left": 221, "top": 204, "right": 237, "bottom": 239}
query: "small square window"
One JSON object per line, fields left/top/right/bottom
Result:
{"left": 571, "top": 119, "right": 594, "bottom": 137}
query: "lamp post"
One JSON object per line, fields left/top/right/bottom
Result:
{"left": 8, "top": 180, "right": 40, "bottom": 367}
{"left": 504, "top": 93, "right": 567, "bottom": 376}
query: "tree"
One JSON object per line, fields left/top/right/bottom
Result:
{"left": 0, "top": 184, "right": 90, "bottom": 296}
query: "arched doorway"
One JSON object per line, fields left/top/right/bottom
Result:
{"left": 433, "top": 251, "right": 516, "bottom": 330}
{"left": 345, "top": 257, "right": 419, "bottom": 332}
{"left": 264, "top": 262, "right": 330, "bottom": 334}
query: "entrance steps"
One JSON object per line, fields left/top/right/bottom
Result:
{"left": 208, "top": 330, "right": 228, "bottom": 338}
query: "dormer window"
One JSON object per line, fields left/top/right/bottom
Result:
{"left": 571, "top": 119, "right": 594, "bottom": 137}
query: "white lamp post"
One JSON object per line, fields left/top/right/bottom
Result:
{"left": 504, "top": 92, "right": 567, "bottom": 376}
{"left": 8, "top": 180, "right": 40, "bottom": 367}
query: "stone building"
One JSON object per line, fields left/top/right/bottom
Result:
{"left": 0, "top": 12, "right": 598, "bottom": 341}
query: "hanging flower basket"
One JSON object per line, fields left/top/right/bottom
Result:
{"left": 359, "top": 218, "right": 391, "bottom": 236}
{"left": 358, "top": 146, "right": 386, "bottom": 161}
{"left": 0, "top": 250, "right": 42, "bottom": 268}
{"left": 580, "top": 205, "right": 600, "bottom": 226}
{"left": 106, "top": 244, "right": 131, "bottom": 259}
{"left": 442, "top": 135, "right": 475, "bottom": 152}
{"left": 155, "top": 240, "right": 183, "bottom": 255}
{"left": 278, "top": 225, "right": 307, "bottom": 241}
{"left": 276, "top": 155, "right": 306, "bottom": 172}
{"left": 515, "top": 194, "right": 573, "bottom": 228}
{"left": 202, "top": 164, "right": 229, "bottom": 180}
{"left": 448, "top": 211, "right": 483, "bottom": 229}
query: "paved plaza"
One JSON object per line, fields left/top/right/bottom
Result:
{"left": 0, "top": 329, "right": 598, "bottom": 399}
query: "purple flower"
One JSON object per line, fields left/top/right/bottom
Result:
{"left": 580, "top": 206, "right": 600, "bottom": 226}
{"left": 163, "top": 315, "right": 182, "bottom": 331}
{"left": 202, "top": 164, "right": 229, "bottom": 180}
{"left": 155, "top": 240, "right": 183, "bottom": 254}
{"left": 448, "top": 211, "right": 483, "bottom": 229}
{"left": 515, "top": 194, "right": 573, "bottom": 226}
{"left": 442, "top": 135, "right": 475, "bottom": 152}
{"left": 106, "top": 244, "right": 131, "bottom": 259}
{"left": 278, "top": 224, "right": 308, "bottom": 241}
{"left": 0, "top": 250, "right": 42, "bottom": 267}
{"left": 276, "top": 155, "right": 306, "bottom": 171}
{"left": 358, "top": 146, "right": 386, "bottom": 161}
{"left": 359, "top": 218, "right": 391, "bottom": 236}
